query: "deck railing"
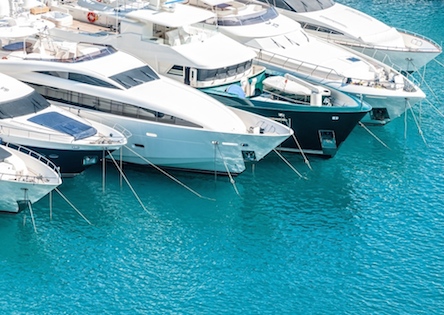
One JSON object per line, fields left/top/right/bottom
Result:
{"left": 2, "top": 142, "right": 61, "bottom": 178}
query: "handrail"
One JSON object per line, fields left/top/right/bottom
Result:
{"left": 0, "top": 123, "right": 124, "bottom": 145}
{"left": 3, "top": 142, "right": 61, "bottom": 177}
{"left": 302, "top": 23, "right": 442, "bottom": 52}
{"left": 0, "top": 124, "right": 77, "bottom": 143}
{"left": 255, "top": 47, "right": 347, "bottom": 81}
{"left": 254, "top": 47, "right": 421, "bottom": 92}
{"left": 397, "top": 28, "right": 442, "bottom": 50}
{"left": 331, "top": 37, "right": 441, "bottom": 53}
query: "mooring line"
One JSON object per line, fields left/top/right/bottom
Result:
{"left": 55, "top": 188, "right": 92, "bottom": 225}
{"left": 27, "top": 200, "right": 37, "bottom": 233}
{"left": 122, "top": 145, "right": 215, "bottom": 201}
{"left": 273, "top": 149, "right": 306, "bottom": 179}
{"left": 406, "top": 100, "right": 428, "bottom": 145}
{"left": 433, "top": 58, "right": 444, "bottom": 69}
{"left": 49, "top": 190, "right": 53, "bottom": 221}
{"left": 424, "top": 97, "right": 444, "bottom": 118}
{"left": 358, "top": 122, "right": 391, "bottom": 150}
{"left": 21, "top": 189, "right": 37, "bottom": 233}
{"left": 291, "top": 134, "right": 312, "bottom": 170}
{"left": 411, "top": 64, "right": 442, "bottom": 111}
{"left": 102, "top": 149, "right": 106, "bottom": 193}
{"left": 214, "top": 143, "right": 240, "bottom": 196}
{"left": 404, "top": 100, "right": 408, "bottom": 139}
{"left": 106, "top": 150, "right": 152, "bottom": 214}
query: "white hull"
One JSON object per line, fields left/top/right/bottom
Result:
{"left": 336, "top": 34, "right": 441, "bottom": 73}
{"left": 0, "top": 13, "right": 292, "bottom": 175}
{"left": 305, "top": 30, "right": 442, "bottom": 72}
{"left": 276, "top": 1, "right": 442, "bottom": 71}
{"left": 57, "top": 103, "right": 290, "bottom": 174}
{"left": 0, "top": 144, "right": 61, "bottom": 213}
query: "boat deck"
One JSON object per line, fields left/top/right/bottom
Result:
{"left": 60, "top": 19, "right": 117, "bottom": 35}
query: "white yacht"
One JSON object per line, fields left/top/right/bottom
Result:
{"left": 260, "top": 0, "right": 442, "bottom": 72}
{"left": 47, "top": 0, "right": 264, "bottom": 90}
{"left": 0, "top": 31, "right": 292, "bottom": 175}
{"left": 45, "top": 0, "right": 373, "bottom": 157}
{"left": 185, "top": 0, "right": 426, "bottom": 125}
{"left": 0, "top": 72, "right": 127, "bottom": 177}
{"left": 0, "top": 143, "right": 62, "bottom": 213}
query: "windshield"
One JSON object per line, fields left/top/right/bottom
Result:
{"left": 0, "top": 91, "right": 50, "bottom": 119}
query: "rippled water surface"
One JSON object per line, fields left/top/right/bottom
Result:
{"left": 1, "top": 1, "right": 444, "bottom": 314}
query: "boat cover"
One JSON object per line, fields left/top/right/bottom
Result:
{"left": 28, "top": 112, "right": 97, "bottom": 140}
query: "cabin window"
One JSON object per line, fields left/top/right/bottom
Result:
{"left": 110, "top": 66, "right": 160, "bottom": 88}
{"left": 69, "top": 73, "right": 119, "bottom": 88}
{"left": 26, "top": 83, "right": 202, "bottom": 128}
{"left": 37, "top": 71, "right": 118, "bottom": 88}
{"left": 167, "top": 65, "right": 184, "bottom": 77}
{"left": 194, "top": 60, "right": 253, "bottom": 82}
{"left": 300, "top": 23, "right": 343, "bottom": 35}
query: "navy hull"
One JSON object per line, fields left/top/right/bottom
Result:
{"left": 4, "top": 143, "right": 108, "bottom": 177}
{"left": 207, "top": 94, "right": 370, "bottom": 157}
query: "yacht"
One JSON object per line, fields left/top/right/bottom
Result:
{"left": 0, "top": 143, "right": 62, "bottom": 213}
{"left": 0, "top": 31, "right": 292, "bottom": 175}
{"left": 47, "top": 0, "right": 263, "bottom": 90}
{"left": 203, "top": 73, "right": 371, "bottom": 157}
{"left": 185, "top": 0, "right": 426, "bottom": 125}
{"left": 45, "top": 0, "right": 371, "bottom": 157}
{"left": 0, "top": 72, "right": 127, "bottom": 176}
{"left": 260, "top": 0, "right": 442, "bottom": 72}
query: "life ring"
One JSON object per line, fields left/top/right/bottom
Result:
{"left": 87, "top": 12, "right": 98, "bottom": 23}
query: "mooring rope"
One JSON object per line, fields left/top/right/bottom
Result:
{"left": 358, "top": 122, "right": 391, "bottom": 150}
{"left": 433, "top": 58, "right": 444, "bottom": 69}
{"left": 291, "top": 133, "right": 312, "bottom": 170}
{"left": 411, "top": 67, "right": 443, "bottom": 115}
{"left": 423, "top": 97, "right": 444, "bottom": 118}
{"left": 55, "top": 188, "right": 92, "bottom": 225}
{"left": 405, "top": 100, "right": 428, "bottom": 145}
{"left": 27, "top": 200, "right": 37, "bottom": 233}
{"left": 273, "top": 149, "right": 306, "bottom": 179}
{"left": 122, "top": 145, "right": 215, "bottom": 201}
{"left": 106, "top": 150, "right": 152, "bottom": 214}
{"left": 214, "top": 142, "right": 240, "bottom": 196}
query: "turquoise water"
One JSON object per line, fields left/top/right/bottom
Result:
{"left": 1, "top": 1, "right": 444, "bottom": 313}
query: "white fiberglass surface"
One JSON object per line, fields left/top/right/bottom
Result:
{"left": 125, "top": 5, "right": 215, "bottom": 27}
{"left": 300, "top": 3, "right": 405, "bottom": 47}
{"left": 125, "top": 76, "right": 259, "bottom": 132}
{"left": 248, "top": 35, "right": 378, "bottom": 80}
{"left": 172, "top": 32, "right": 256, "bottom": 68}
